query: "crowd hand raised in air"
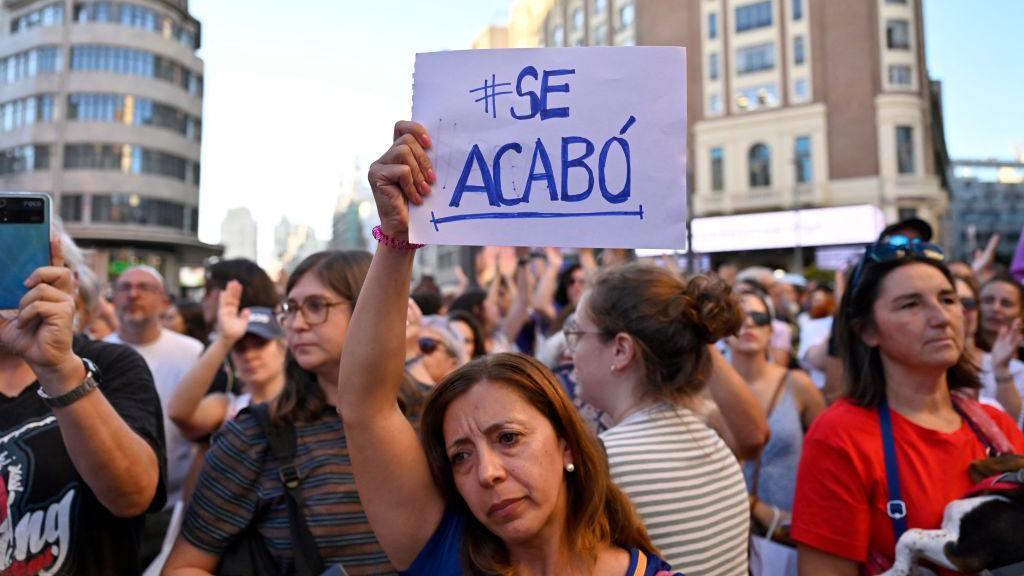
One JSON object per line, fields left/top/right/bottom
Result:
{"left": 215, "top": 280, "right": 250, "bottom": 345}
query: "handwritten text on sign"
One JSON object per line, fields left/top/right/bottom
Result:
{"left": 410, "top": 47, "right": 687, "bottom": 249}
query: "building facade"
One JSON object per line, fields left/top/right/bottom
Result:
{"left": 944, "top": 159, "right": 1023, "bottom": 265}
{"left": 520, "top": 0, "right": 950, "bottom": 250}
{"left": 0, "top": 0, "right": 217, "bottom": 289}
{"left": 220, "top": 206, "right": 256, "bottom": 261}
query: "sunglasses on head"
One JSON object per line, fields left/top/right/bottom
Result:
{"left": 848, "top": 234, "right": 946, "bottom": 297}
{"left": 746, "top": 311, "right": 772, "bottom": 327}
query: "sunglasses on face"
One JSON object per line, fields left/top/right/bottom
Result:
{"left": 746, "top": 311, "right": 772, "bottom": 327}
{"left": 848, "top": 234, "right": 946, "bottom": 297}
{"left": 419, "top": 337, "right": 453, "bottom": 357}
{"left": 960, "top": 297, "right": 978, "bottom": 312}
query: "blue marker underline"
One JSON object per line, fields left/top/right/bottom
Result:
{"left": 430, "top": 205, "right": 644, "bottom": 232}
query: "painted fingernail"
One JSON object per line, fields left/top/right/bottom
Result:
{"left": 427, "top": 168, "right": 436, "bottom": 183}
{"left": 419, "top": 180, "right": 430, "bottom": 194}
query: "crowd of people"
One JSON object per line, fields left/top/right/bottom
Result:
{"left": 2, "top": 120, "right": 1024, "bottom": 576}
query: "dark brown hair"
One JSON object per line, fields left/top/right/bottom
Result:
{"left": 836, "top": 257, "right": 980, "bottom": 408}
{"left": 420, "top": 353, "right": 655, "bottom": 575}
{"left": 206, "top": 258, "right": 280, "bottom": 309}
{"left": 585, "top": 263, "right": 744, "bottom": 402}
{"left": 273, "top": 250, "right": 371, "bottom": 424}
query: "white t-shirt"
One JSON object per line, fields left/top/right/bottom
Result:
{"left": 106, "top": 329, "right": 203, "bottom": 507}
{"left": 979, "top": 353, "right": 1024, "bottom": 428}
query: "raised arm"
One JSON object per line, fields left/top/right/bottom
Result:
{"left": 167, "top": 282, "right": 249, "bottom": 439}
{"left": 337, "top": 121, "right": 445, "bottom": 570}
{"left": 706, "top": 344, "right": 770, "bottom": 460}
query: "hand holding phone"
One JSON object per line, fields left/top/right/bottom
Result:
{"left": 0, "top": 193, "right": 52, "bottom": 310}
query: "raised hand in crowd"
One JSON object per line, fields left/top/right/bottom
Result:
{"left": 990, "top": 317, "right": 1023, "bottom": 421}
{"left": 972, "top": 234, "right": 1001, "bottom": 285}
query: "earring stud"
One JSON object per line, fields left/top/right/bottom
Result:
{"left": 565, "top": 463, "right": 575, "bottom": 473}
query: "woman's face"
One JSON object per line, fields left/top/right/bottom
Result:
{"left": 420, "top": 327, "right": 460, "bottom": 383}
{"left": 566, "top": 268, "right": 587, "bottom": 307}
{"left": 450, "top": 319, "right": 477, "bottom": 356}
{"left": 443, "top": 380, "right": 571, "bottom": 547}
{"left": 861, "top": 263, "right": 963, "bottom": 373}
{"left": 230, "top": 336, "right": 287, "bottom": 388}
{"left": 284, "top": 273, "right": 351, "bottom": 375}
{"left": 980, "top": 281, "right": 1022, "bottom": 337}
{"left": 955, "top": 278, "right": 979, "bottom": 341}
{"left": 567, "top": 293, "right": 616, "bottom": 413}
{"left": 727, "top": 294, "right": 772, "bottom": 355}
{"left": 160, "top": 305, "right": 186, "bottom": 334}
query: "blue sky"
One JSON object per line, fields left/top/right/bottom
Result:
{"left": 189, "top": 0, "right": 1023, "bottom": 260}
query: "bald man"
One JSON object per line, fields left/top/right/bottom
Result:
{"left": 105, "top": 266, "right": 203, "bottom": 565}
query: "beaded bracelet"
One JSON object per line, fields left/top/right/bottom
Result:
{"left": 372, "top": 225, "right": 424, "bottom": 251}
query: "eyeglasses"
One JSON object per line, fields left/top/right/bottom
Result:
{"left": 848, "top": 235, "right": 946, "bottom": 298}
{"left": 563, "top": 317, "right": 606, "bottom": 352}
{"left": 114, "top": 282, "right": 164, "bottom": 296}
{"left": 746, "top": 311, "right": 772, "bottom": 327}
{"left": 277, "top": 297, "right": 347, "bottom": 326}
{"left": 960, "top": 297, "right": 978, "bottom": 312}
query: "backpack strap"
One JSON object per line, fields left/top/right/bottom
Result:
{"left": 950, "top": 391, "right": 1015, "bottom": 456}
{"left": 250, "top": 404, "right": 327, "bottom": 576}
{"left": 878, "top": 396, "right": 909, "bottom": 541}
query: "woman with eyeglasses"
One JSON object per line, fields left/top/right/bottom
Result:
{"left": 165, "top": 250, "right": 398, "bottom": 575}
{"left": 726, "top": 289, "right": 824, "bottom": 564}
{"left": 791, "top": 237, "right": 1024, "bottom": 575}
{"left": 954, "top": 275, "right": 1024, "bottom": 424}
{"left": 413, "top": 315, "right": 468, "bottom": 385}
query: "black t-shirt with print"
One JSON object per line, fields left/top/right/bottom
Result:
{"left": 0, "top": 336, "right": 167, "bottom": 576}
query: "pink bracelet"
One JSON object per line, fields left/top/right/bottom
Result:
{"left": 372, "top": 225, "right": 424, "bottom": 251}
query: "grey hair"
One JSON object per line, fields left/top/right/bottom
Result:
{"left": 421, "top": 315, "right": 468, "bottom": 365}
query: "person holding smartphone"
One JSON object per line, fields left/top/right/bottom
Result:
{"left": 0, "top": 233, "right": 167, "bottom": 575}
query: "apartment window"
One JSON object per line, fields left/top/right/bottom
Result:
{"left": 886, "top": 0, "right": 908, "bottom": 4}
{"left": 73, "top": 2, "right": 198, "bottom": 49}
{"left": 889, "top": 65, "right": 912, "bottom": 87}
{"left": 1, "top": 95, "right": 56, "bottom": 132}
{"left": 618, "top": 3, "right": 635, "bottom": 30}
{"left": 709, "top": 53, "right": 720, "bottom": 80}
{"left": 711, "top": 147, "right": 724, "bottom": 192}
{"left": 736, "top": 43, "right": 775, "bottom": 74}
{"left": 887, "top": 20, "right": 910, "bottom": 50}
{"left": 92, "top": 194, "right": 186, "bottom": 229}
{"left": 593, "top": 23, "right": 609, "bottom": 45}
{"left": 64, "top": 143, "right": 198, "bottom": 182}
{"left": 749, "top": 144, "right": 771, "bottom": 187}
{"left": 794, "top": 78, "right": 809, "bottom": 103}
{"left": 794, "top": 136, "right": 812, "bottom": 184}
{"left": 67, "top": 93, "right": 202, "bottom": 141}
{"left": 708, "top": 12, "right": 718, "bottom": 39}
{"left": 735, "top": 1, "right": 772, "bottom": 33}
{"left": 59, "top": 194, "right": 83, "bottom": 222}
{"left": 593, "top": 0, "right": 607, "bottom": 13}
{"left": 0, "top": 46, "right": 64, "bottom": 86}
{"left": 573, "top": 8, "right": 584, "bottom": 31}
{"left": 10, "top": 2, "right": 65, "bottom": 33}
{"left": 736, "top": 84, "right": 779, "bottom": 111}
{"left": 709, "top": 93, "right": 723, "bottom": 116}
{"left": 70, "top": 46, "right": 203, "bottom": 96}
{"left": 793, "top": 36, "right": 805, "bottom": 65}
{"left": 0, "top": 144, "right": 50, "bottom": 175}
{"left": 792, "top": 0, "right": 803, "bottom": 20}
{"left": 896, "top": 126, "right": 914, "bottom": 174}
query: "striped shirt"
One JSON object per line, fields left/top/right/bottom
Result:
{"left": 181, "top": 406, "right": 396, "bottom": 575}
{"left": 600, "top": 403, "right": 750, "bottom": 576}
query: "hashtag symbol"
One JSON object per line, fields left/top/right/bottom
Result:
{"left": 469, "top": 74, "right": 513, "bottom": 119}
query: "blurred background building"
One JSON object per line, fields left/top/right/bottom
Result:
{"left": 219, "top": 205, "right": 256, "bottom": 260}
{"left": 477, "top": 0, "right": 952, "bottom": 271}
{"left": 0, "top": 0, "right": 219, "bottom": 291}
{"left": 944, "top": 158, "right": 1024, "bottom": 264}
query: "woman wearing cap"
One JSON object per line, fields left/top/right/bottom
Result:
{"left": 791, "top": 236, "right": 1024, "bottom": 574}
{"left": 168, "top": 281, "right": 287, "bottom": 439}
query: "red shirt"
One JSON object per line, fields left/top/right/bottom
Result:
{"left": 790, "top": 398, "right": 1024, "bottom": 575}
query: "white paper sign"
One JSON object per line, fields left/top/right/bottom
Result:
{"left": 410, "top": 47, "right": 687, "bottom": 249}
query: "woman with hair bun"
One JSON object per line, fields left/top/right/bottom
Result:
{"left": 567, "top": 263, "right": 762, "bottom": 576}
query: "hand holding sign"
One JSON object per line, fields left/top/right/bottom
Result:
{"left": 367, "top": 121, "right": 435, "bottom": 242}
{"left": 411, "top": 47, "right": 687, "bottom": 249}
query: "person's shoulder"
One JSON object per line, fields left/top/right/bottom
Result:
{"left": 159, "top": 329, "right": 204, "bottom": 355}
{"left": 788, "top": 369, "right": 823, "bottom": 402}
{"left": 978, "top": 403, "right": 1024, "bottom": 444}
{"left": 74, "top": 335, "right": 149, "bottom": 373}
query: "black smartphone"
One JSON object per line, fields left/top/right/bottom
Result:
{"left": 0, "top": 193, "right": 51, "bottom": 310}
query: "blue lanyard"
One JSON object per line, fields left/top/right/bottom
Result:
{"left": 878, "top": 397, "right": 909, "bottom": 540}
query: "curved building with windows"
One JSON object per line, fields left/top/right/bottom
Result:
{"left": 0, "top": 0, "right": 217, "bottom": 290}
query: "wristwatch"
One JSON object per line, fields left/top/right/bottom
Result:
{"left": 37, "top": 357, "right": 101, "bottom": 408}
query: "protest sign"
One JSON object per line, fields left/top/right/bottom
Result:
{"left": 410, "top": 47, "right": 687, "bottom": 249}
